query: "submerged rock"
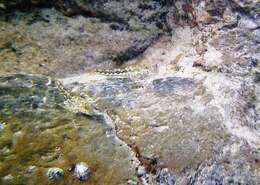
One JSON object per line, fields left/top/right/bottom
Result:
{"left": 2, "top": 174, "right": 13, "bottom": 181}
{"left": 0, "top": 74, "right": 137, "bottom": 185}
{"left": 0, "top": 0, "right": 259, "bottom": 185}
{"left": 60, "top": 4, "right": 260, "bottom": 182}
{"left": 71, "top": 162, "right": 91, "bottom": 181}
{"left": 155, "top": 168, "right": 175, "bottom": 185}
{"left": 0, "top": 122, "right": 4, "bottom": 130}
{"left": 127, "top": 179, "right": 138, "bottom": 185}
{"left": 0, "top": 8, "right": 160, "bottom": 77}
{"left": 137, "top": 166, "right": 146, "bottom": 177}
{"left": 152, "top": 77, "right": 194, "bottom": 94}
{"left": 26, "top": 166, "right": 37, "bottom": 173}
{"left": 46, "top": 168, "right": 64, "bottom": 180}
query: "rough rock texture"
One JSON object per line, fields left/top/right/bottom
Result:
{"left": 59, "top": 0, "right": 259, "bottom": 184}
{"left": 46, "top": 167, "right": 64, "bottom": 180}
{"left": 0, "top": 74, "right": 137, "bottom": 184}
{"left": 0, "top": 0, "right": 259, "bottom": 185}
{"left": 71, "top": 162, "right": 91, "bottom": 181}
{"left": 0, "top": 8, "right": 160, "bottom": 77}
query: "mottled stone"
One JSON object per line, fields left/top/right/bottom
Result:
{"left": 137, "top": 166, "right": 146, "bottom": 177}
{"left": 46, "top": 168, "right": 64, "bottom": 180}
{"left": 238, "top": 17, "right": 258, "bottom": 30}
{"left": 155, "top": 168, "right": 175, "bottom": 185}
{"left": 72, "top": 162, "right": 91, "bottom": 181}
{"left": 0, "top": 8, "right": 159, "bottom": 77}
{"left": 252, "top": 29, "right": 260, "bottom": 43}
{"left": 0, "top": 1, "right": 260, "bottom": 185}
{"left": 0, "top": 74, "right": 137, "bottom": 185}
{"left": 152, "top": 77, "right": 194, "bottom": 94}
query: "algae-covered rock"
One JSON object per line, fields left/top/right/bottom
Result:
{"left": 0, "top": 74, "right": 136, "bottom": 185}
{"left": 0, "top": 0, "right": 259, "bottom": 184}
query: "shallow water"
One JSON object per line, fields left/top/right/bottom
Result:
{"left": 0, "top": 74, "right": 136, "bottom": 185}
{"left": 0, "top": 1, "right": 259, "bottom": 185}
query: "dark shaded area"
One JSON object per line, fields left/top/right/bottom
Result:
{"left": 114, "top": 33, "right": 162, "bottom": 65}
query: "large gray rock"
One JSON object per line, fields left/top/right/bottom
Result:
{"left": 59, "top": 3, "right": 260, "bottom": 181}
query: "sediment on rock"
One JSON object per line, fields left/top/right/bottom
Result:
{"left": 0, "top": 0, "right": 259, "bottom": 184}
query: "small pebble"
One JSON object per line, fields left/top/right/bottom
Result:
{"left": 127, "top": 179, "right": 138, "bottom": 185}
{"left": 27, "top": 166, "right": 36, "bottom": 173}
{"left": 137, "top": 166, "right": 146, "bottom": 177}
{"left": 72, "top": 162, "right": 91, "bottom": 181}
{"left": 0, "top": 122, "right": 4, "bottom": 130}
{"left": 46, "top": 167, "right": 64, "bottom": 180}
{"left": 2, "top": 174, "right": 13, "bottom": 181}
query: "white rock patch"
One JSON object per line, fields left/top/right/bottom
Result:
{"left": 73, "top": 162, "right": 91, "bottom": 181}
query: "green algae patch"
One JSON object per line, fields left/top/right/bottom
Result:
{"left": 0, "top": 74, "right": 136, "bottom": 185}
